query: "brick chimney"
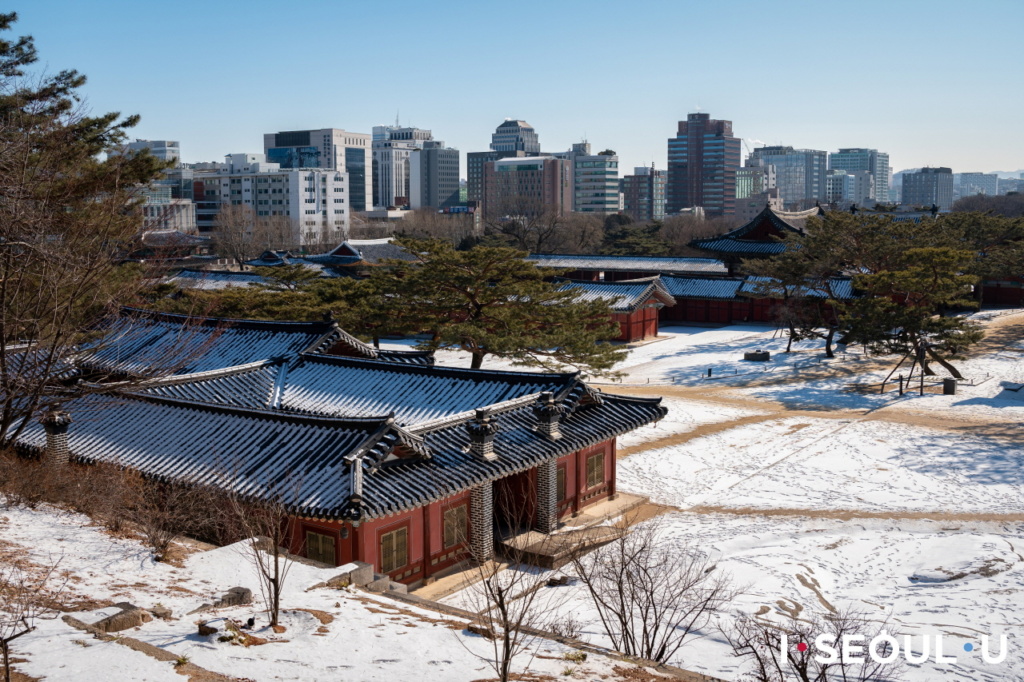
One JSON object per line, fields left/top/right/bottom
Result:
{"left": 466, "top": 409, "right": 499, "bottom": 462}
{"left": 532, "top": 392, "right": 566, "bottom": 441}
{"left": 39, "top": 404, "right": 72, "bottom": 466}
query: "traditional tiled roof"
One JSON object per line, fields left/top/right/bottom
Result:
{"left": 139, "top": 354, "right": 580, "bottom": 427}
{"left": 527, "top": 254, "right": 727, "bottom": 276}
{"left": 80, "top": 310, "right": 433, "bottom": 377}
{"left": 305, "top": 239, "right": 416, "bottom": 266}
{"left": 140, "top": 231, "right": 211, "bottom": 248}
{"left": 79, "top": 310, "right": 337, "bottom": 377}
{"left": 689, "top": 204, "right": 821, "bottom": 256}
{"left": 307, "top": 327, "right": 434, "bottom": 366}
{"left": 740, "top": 276, "right": 856, "bottom": 300}
{"left": 15, "top": 388, "right": 665, "bottom": 521}
{"left": 660, "top": 276, "right": 745, "bottom": 300}
{"left": 559, "top": 277, "right": 675, "bottom": 313}
{"left": 168, "top": 270, "right": 269, "bottom": 290}
{"left": 245, "top": 250, "right": 297, "bottom": 267}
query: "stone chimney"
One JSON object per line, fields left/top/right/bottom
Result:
{"left": 39, "top": 404, "right": 72, "bottom": 466}
{"left": 532, "top": 392, "right": 566, "bottom": 441}
{"left": 466, "top": 409, "right": 499, "bottom": 462}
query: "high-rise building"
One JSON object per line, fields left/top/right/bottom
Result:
{"left": 829, "top": 148, "right": 890, "bottom": 204}
{"left": 410, "top": 140, "right": 461, "bottom": 209}
{"left": 481, "top": 156, "right": 572, "bottom": 219}
{"left": 825, "top": 169, "right": 874, "bottom": 207}
{"left": 621, "top": 166, "right": 667, "bottom": 222}
{"left": 666, "top": 113, "right": 741, "bottom": 216}
{"left": 736, "top": 166, "right": 776, "bottom": 200}
{"left": 901, "top": 167, "right": 953, "bottom": 211}
{"left": 553, "top": 142, "right": 620, "bottom": 214}
{"left": 372, "top": 126, "right": 433, "bottom": 209}
{"left": 956, "top": 172, "right": 999, "bottom": 199}
{"left": 467, "top": 120, "right": 544, "bottom": 204}
{"left": 194, "top": 153, "right": 348, "bottom": 245}
{"left": 263, "top": 128, "right": 371, "bottom": 212}
{"left": 490, "top": 120, "right": 541, "bottom": 154}
{"left": 747, "top": 146, "right": 827, "bottom": 210}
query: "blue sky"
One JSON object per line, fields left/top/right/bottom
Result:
{"left": 17, "top": 0, "right": 1024, "bottom": 175}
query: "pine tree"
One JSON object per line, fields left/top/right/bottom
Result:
{"left": 0, "top": 13, "right": 168, "bottom": 444}
{"left": 365, "top": 239, "right": 627, "bottom": 375}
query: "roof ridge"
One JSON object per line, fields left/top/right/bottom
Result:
{"left": 131, "top": 358, "right": 282, "bottom": 387}
{"left": 296, "top": 351, "right": 579, "bottom": 381}
{"left": 123, "top": 391, "right": 396, "bottom": 427}
{"left": 119, "top": 307, "right": 336, "bottom": 332}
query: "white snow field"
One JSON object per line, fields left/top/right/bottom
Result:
{"left": 0, "top": 503, "right": 653, "bottom": 682}
{"left": 5, "top": 311, "right": 1023, "bottom": 681}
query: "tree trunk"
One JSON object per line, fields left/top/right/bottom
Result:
{"left": 471, "top": 351, "right": 484, "bottom": 370}
{"left": 785, "top": 323, "right": 795, "bottom": 353}
{"left": 824, "top": 327, "right": 835, "bottom": 359}
{"left": 926, "top": 345, "right": 965, "bottom": 379}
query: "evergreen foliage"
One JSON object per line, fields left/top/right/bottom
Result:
{"left": 0, "top": 13, "right": 168, "bottom": 444}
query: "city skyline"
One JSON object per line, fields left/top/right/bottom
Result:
{"left": 16, "top": 0, "right": 1024, "bottom": 176}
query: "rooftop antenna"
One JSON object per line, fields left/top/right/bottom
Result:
{"left": 395, "top": 111, "right": 400, "bottom": 127}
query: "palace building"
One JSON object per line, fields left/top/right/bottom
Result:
{"left": 17, "top": 311, "right": 665, "bottom": 586}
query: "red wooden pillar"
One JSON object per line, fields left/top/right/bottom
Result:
{"left": 573, "top": 451, "right": 584, "bottom": 515}
{"left": 609, "top": 439, "right": 617, "bottom": 497}
{"left": 422, "top": 505, "right": 431, "bottom": 580}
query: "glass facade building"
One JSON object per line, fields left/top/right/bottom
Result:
{"left": 666, "top": 113, "right": 741, "bottom": 216}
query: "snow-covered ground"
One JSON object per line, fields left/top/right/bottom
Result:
{"left": 0, "top": 504, "right": 656, "bottom": 682}
{"left": 445, "top": 311, "right": 1024, "bottom": 680}
{"left": 7, "top": 312, "right": 1024, "bottom": 681}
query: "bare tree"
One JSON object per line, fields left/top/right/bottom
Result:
{"left": 301, "top": 216, "right": 343, "bottom": 255}
{"left": 483, "top": 195, "right": 566, "bottom": 253}
{"left": 227, "top": 483, "right": 300, "bottom": 628}
{"left": 213, "top": 204, "right": 259, "bottom": 267}
{"left": 0, "top": 560, "right": 67, "bottom": 682}
{"left": 455, "top": 495, "right": 568, "bottom": 682}
{"left": 725, "top": 606, "right": 904, "bottom": 681}
{"left": 567, "top": 514, "right": 736, "bottom": 663}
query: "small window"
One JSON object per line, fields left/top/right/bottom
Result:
{"left": 306, "top": 530, "right": 335, "bottom": 565}
{"left": 557, "top": 467, "right": 566, "bottom": 502}
{"left": 586, "top": 452, "right": 605, "bottom": 489}
{"left": 380, "top": 527, "right": 408, "bottom": 574}
{"left": 443, "top": 505, "right": 468, "bottom": 549}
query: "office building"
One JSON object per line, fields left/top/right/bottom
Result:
{"left": 490, "top": 119, "right": 541, "bottom": 154}
{"left": 901, "top": 167, "right": 954, "bottom": 211}
{"left": 825, "top": 169, "right": 874, "bottom": 207}
{"left": 553, "top": 142, "right": 620, "bottom": 214}
{"left": 467, "top": 120, "right": 544, "bottom": 204}
{"left": 736, "top": 166, "right": 775, "bottom": 200}
{"left": 263, "top": 129, "right": 371, "bottom": 212}
{"left": 111, "top": 139, "right": 181, "bottom": 163}
{"left": 666, "top": 113, "right": 741, "bottom": 216}
{"left": 410, "top": 140, "right": 461, "bottom": 209}
{"left": 747, "top": 146, "right": 827, "bottom": 210}
{"left": 194, "top": 153, "right": 348, "bottom": 245}
{"left": 372, "top": 126, "right": 433, "bottom": 209}
{"left": 957, "top": 172, "right": 999, "bottom": 199}
{"left": 481, "top": 156, "right": 572, "bottom": 218}
{"left": 829, "top": 148, "right": 891, "bottom": 203}
{"left": 621, "top": 166, "right": 667, "bottom": 222}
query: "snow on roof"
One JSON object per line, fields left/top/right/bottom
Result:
{"left": 528, "top": 254, "right": 727, "bottom": 275}
{"left": 560, "top": 278, "right": 675, "bottom": 313}
{"left": 661, "top": 276, "right": 745, "bottom": 299}
{"left": 740, "top": 276, "right": 856, "bottom": 300}
{"left": 139, "top": 354, "right": 579, "bottom": 427}
{"left": 168, "top": 270, "right": 268, "bottom": 290}
{"left": 16, "top": 388, "right": 665, "bottom": 521}
{"left": 80, "top": 310, "right": 336, "bottom": 377}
